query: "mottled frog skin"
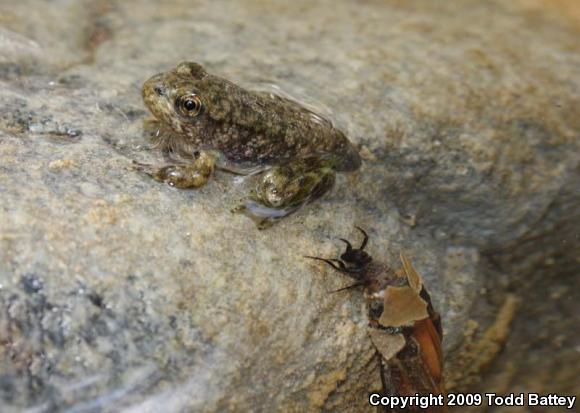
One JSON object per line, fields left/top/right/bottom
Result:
{"left": 141, "top": 62, "right": 361, "bottom": 228}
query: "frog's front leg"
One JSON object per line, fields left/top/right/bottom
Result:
{"left": 135, "top": 150, "right": 215, "bottom": 189}
{"left": 233, "top": 156, "right": 336, "bottom": 229}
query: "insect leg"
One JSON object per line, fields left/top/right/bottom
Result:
{"left": 330, "top": 282, "right": 366, "bottom": 293}
{"left": 355, "top": 226, "right": 369, "bottom": 250}
{"left": 339, "top": 238, "right": 353, "bottom": 252}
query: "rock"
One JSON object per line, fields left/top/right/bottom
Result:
{"left": 0, "top": 1, "right": 578, "bottom": 412}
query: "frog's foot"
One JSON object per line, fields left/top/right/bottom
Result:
{"left": 232, "top": 157, "right": 336, "bottom": 229}
{"left": 231, "top": 201, "right": 302, "bottom": 230}
{"left": 134, "top": 151, "right": 215, "bottom": 189}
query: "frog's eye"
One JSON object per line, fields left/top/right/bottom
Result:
{"left": 177, "top": 94, "right": 204, "bottom": 117}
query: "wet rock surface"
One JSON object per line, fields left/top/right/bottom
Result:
{"left": 0, "top": 1, "right": 578, "bottom": 411}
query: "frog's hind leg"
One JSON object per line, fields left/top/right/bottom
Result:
{"left": 232, "top": 156, "right": 336, "bottom": 229}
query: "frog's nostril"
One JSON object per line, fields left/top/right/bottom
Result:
{"left": 154, "top": 85, "right": 165, "bottom": 96}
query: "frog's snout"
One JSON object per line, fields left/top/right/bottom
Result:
{"left": 152, "top": 84, "right": 166, "bottom": 97}
{"left": 142, "top": 74, "right": 174, "bottom": 123}
{"left": 142, "top": 74, "right": 166, "bottom": 100}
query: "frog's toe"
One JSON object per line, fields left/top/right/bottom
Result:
{"left": 232, "top": 198, "right": 300, "bottom": 229}
{"left": 132, "top": 160, "right": 155, "bottom": 175}
{"left": 257, "top": 218, "right": 276, "bottom": 230}
{"left": 230, "top": 202, "right": 247, "bottom": 214}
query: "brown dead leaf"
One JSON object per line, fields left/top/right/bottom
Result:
{"left": 369, "top": 329, "right": 406, "bottom": 361}
{"left": 379, "top": 285, "right": 429, "bottom": 327}
{"left": 399, "top": 252, "right": 422, "bottom": 293}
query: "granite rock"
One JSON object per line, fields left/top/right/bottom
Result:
{"left": 0, "top": 1, "right": 578, "bottom": 411}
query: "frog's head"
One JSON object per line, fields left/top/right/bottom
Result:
{"left": 142, "top": 62, "right": 231, "bottom": 136}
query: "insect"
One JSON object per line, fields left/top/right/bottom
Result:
{"left": 306, "top": 227, "right": 446, "bottom": 412}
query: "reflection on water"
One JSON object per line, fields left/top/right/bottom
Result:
{"left": 246, "top": 80, "right": 348, "bottom": 133}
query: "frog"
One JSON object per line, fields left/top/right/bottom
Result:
{"left": 140, "top": 62, "right": 361, "bottom": 228}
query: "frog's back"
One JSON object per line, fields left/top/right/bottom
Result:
{"left": 213, "top": 84, "right": 361, "bottom": 171}
{"left": 143, "top": 62, "right": 361, "bottom": 171}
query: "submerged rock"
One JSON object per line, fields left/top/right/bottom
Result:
{"left": 0, "top": 1, "right": 578, "bottom": 411}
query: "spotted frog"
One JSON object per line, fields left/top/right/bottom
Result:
{"left": 141, "top": 62, "right": 361, "bottom": 228}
